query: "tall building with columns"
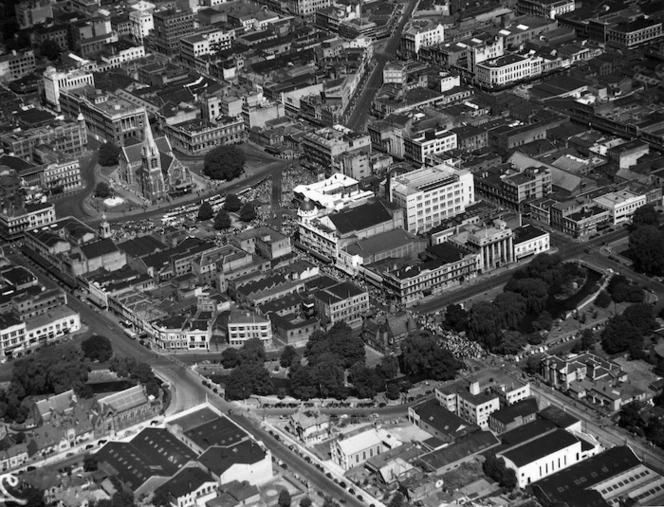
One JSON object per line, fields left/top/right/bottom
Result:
{"left": 449, "top": 219, "right": 513, "bottom": 272}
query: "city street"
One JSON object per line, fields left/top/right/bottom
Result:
{"left": 345, "top": 0, "right": 419, "bottom": 131}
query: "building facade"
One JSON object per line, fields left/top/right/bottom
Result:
{"left": 389, "top": 164, "right": 475, "bottom": 234}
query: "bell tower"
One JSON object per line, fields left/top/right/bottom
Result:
{"left": 99, "top": 214, "right": 111, "bottom": 239}
{"left": 140, "top": 112, "right": 165, "bottom": 200}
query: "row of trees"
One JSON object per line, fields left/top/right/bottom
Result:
{"left": 619, "top": 395, "right": 664, "bottom": 450}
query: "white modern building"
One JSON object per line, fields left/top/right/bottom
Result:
{"left": 43, "top": 67, "right": 94, "bottom": 111}
{"left": 227, "top": 310, "right": 272, "bottom": 347}
{"left": 593, "top": 190, "right": 647, "bottom": 226}
{"left": 389, "top": 164, "right": 475, "bottom": 234}
{"left": 24, "top": 306, "right": 81, "bottom": 350}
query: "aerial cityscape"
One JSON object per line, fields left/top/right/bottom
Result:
{"left": 0, "top": 0, "right": 663, "bottom": 505}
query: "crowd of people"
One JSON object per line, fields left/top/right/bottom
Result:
{"left": 411, "top": 311, "right": 487, "bottom": 361}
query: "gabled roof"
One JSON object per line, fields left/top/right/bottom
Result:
{"left": 412, "top": 399, "right": 478, "bottom": 440}
{"left": 500, "top": 429, "right": 578, "bottom": 467}
{"left": 97, "top": 385, "right": 148, "bottom": 414}
{"left": 489, "top": 397, "right": 539, "bottom": 425}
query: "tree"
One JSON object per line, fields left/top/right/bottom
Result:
{"left": 289, "top": 365, "right": 319, "bottom": 400}
{"left": 388, "top": 492, "right": 405, "bottom": 507}
{"left": 40, "top": 38, "right": 60, "bottom": 61}
{"left": 532, "top": 311, "right": 553, "bottom": 332}
{"left": 203, "top": 145, "right": 245, "bottom": 180}
{"left": 524, "top": 355, "right": 541, "bottom": 375}
{"left": 376, "top": 355, "right": 399, "bottom": 380}
{"left": 221, "top": 348, "right": 240, "bottom": 369}
{"left": 224, "top": 193, "right": 242, "bottom": 212}
{"left": 594, "top": 290, "right": 612, "bottom": 308}
{"left": 214, "top": 209, "right": 231, "bottom": 230}
{"left": 444, "top": 304, "right": 468, "bottom": 332}
{"left": 483, "top": 455, "right": 517, "bottom": 489}
{"left": 629, "top": 225, "right": 664, "bottom": 276}
{"left": 493, "top": 292, "right": 527, "bottom": 330}
{"left": 496, "top": 331, "right": 526, "bottom": 355}
{"left": 467, "top": 301, "right": 502, "bottom": 350}
{"left": 280, "top": 346, "right": 299, "bottom": 369}
{"left": 386, "top": 383, "right": 400, "bottom": 400}
{"left": 348, "top": 363, "right": 380, "bottom": 398}
{"left": 239, "top": 202, "right": 257, "bottom": 222}
{"left": 631, "top": 204, "right": 659, "bottom": 231}
{"left": 81, "top": 335, "right": 113, "bottom": 362}
{"left": 508, "top": 278, "right": 549, "bottom": 314}
{"left": 619, "top": 401, "right": 645, "bottom": 433}
{"left": 7, "top": 484, "right": 46, "bottom": 507}
{"left": 98, "top": 142, "right": 120, "bottom": 167}
{"left": 83, "top": 453, "right": 98, "bottom": 472}
{"left": 400, "top": 332, "right": 462, "bottom": 380}
{"left": 238, "top": 338, "right": 267, "bottom": 365}
{"left": 601, "top": 315, "right": 641, "bottom": 355}
{"left": 314, "top": 356, "right": 346, "bottom": 399}
{"left": 94, "top": 182, "right": 112, "bottom": 198}
{"left": 322, "top": 498, "right": 340, "bottom": 507}
{"left": 197, "top": 201, "right": 214, "bottom": 221}
{"left": 151, "top": 489, "right": 172, "bottom": 507}
{"left": 300, "top": 497, "right": 312, "bottom": 507}
{"left": 579, "top": 328, "right": 596, "bottom": 351}
{"left": 623, "top": 303, "right": 657, "bottom": 337}
{"left": 225, "top": 363, "right": 273, "bottom": 399}
{"left": 278, "top": 489, "right": 291, "bottom": 507}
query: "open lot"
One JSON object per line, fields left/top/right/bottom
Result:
{"left": 613, "top": 357, "right": 659, "bottom": 394}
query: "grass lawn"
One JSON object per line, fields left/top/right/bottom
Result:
{"left": 614, "top": 357, "right": 658, "bottom": 394}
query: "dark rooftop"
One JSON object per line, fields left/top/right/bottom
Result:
{"left": 501, "top": 429, "right": 578, "bottom": 467}
{"left": 328, "top": 200, "right": 393, "bottom": 236}
{"left": 183, "top": 416, "right": 247, "bottom": 451}
{"left": 490, "top": 397, "right": 539, "bottom": 426}
{"left": 533, "top": 446, "right": 641, "bottom": 505}
{"left": 197, "top": 440, "right": 266, "bottom": 477}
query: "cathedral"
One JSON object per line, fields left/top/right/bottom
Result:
{"left": 118, "top": 113, "right": 193, "bottom": 201}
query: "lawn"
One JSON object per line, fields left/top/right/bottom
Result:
{"left": 614, "top": 357, "right": 659, "bottom": 394}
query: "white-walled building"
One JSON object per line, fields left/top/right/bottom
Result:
{"left": 43, "top": 67, "right": 94, "bottom": 111}
{"left": 401, "top": 20, "right": 445, "bottom": 56}
{"left": 513, "top": 224, "right": 550, "bottom": 260}
{"left": 498, "top": 429, "right": 600, "bottom": 488}
{"left": 404, "top": 128, "right": 457, "bottom": 164}
{"left": 331, "top": 428, "right": 402, "bottom": 470}
{"left": 389, "top": 164, "right": 475, "bottom": 234}
{"left": 227, "top": 310, "right": 272, "bottom": 347}
{"left": 475, "top": 54, "right": 541, "bottom": 88}
{"left": 593, "top": 190, "right": 647, "bottom": 226}
{"left": 129, "top": 9, "right": 154, "bottom": 43}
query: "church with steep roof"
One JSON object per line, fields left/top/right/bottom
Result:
{"left": 118, "top": 113, "right": 193, "bottom": 201}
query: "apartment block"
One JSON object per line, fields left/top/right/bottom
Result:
{"left": 43, "top": 68, "right": 95, "bottom": 112}
{"left": 227, "top": 310, "right": 273, "bottom": 347}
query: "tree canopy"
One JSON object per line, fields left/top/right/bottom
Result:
{"left": 197, "top": 201, "right": 214, "bottom": 221}
{"left": 629, "top": 225, "right": 664, "bottom": 276}
{"left": 239, "top": 202, "right": 257, "bottom": 222}
{"left": 214, "top": 209, "right": 231, "bottom": 230}
{"left": 225, "top": 362, "right": 273, "bottom": 399}
{"left": 109, "top": 356, "right": 161, "bottom": 397}
{"left": 631, "top": 204, "right": 659, "bottom": 231}
{"left": 400, "top": 331, "right": 462, "bottom": 380}
{"left": 601, "top": 303, "right": 655, "bottom": 358}
{"left": 81, "top": 335, "right": 113, "bottom": 362}
{"left": 98, "top": 142, "right": 120, "bottom": 167}
{"left": 305, "top": 323, "right": 365, "bottom": 369}
{"left": 40, "top": 38, "right": 60, "bottom": 61}
{"left": 483, "top": 455, "right": 518, "bottom": 489}
{"left": 94, "top": 182, "right": 112, "bottom": 198}
{"left": 224, "top": 193, "right": 242, "bottom": 212}
{"left": 203, "top": 145, "right": 245, "bottom": 180}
